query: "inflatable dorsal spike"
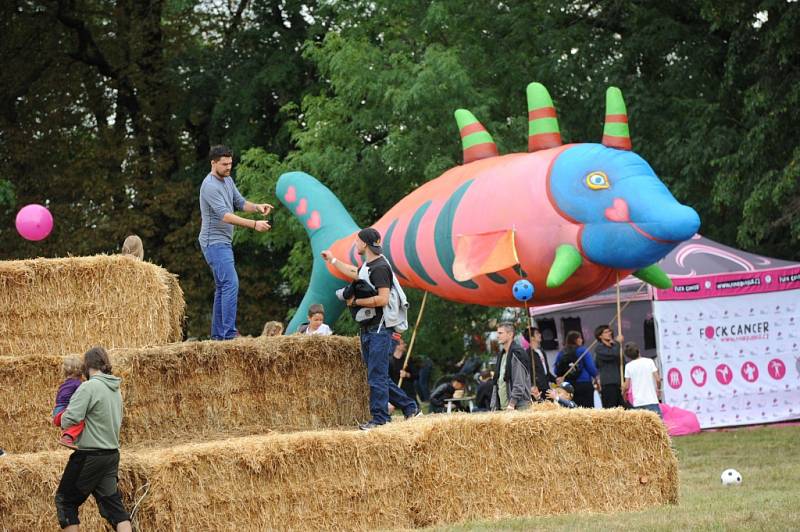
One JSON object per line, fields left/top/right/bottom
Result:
{"left": 602, "top": 87, "right": 632, "bottom": 150}
{"left": 454, "top": 109, "right": 499, "bottom": 164}
{"left": 526, "top": 82, "right": 563, "bottom": 152}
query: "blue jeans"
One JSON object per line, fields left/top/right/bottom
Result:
{"left": 202, "top": 243, "right": 239, "bottom": 340}
{"left": 360, "top": 326, "right": 417, "bottom": 424}
{"left": 633, "top": 404, "right": 663, "bottom": 419}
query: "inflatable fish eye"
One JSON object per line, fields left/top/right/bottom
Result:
{"left": 585, "top": 171, "right": 610, "bottom": 190}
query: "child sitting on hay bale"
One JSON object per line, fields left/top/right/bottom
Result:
{"left": 52, "top": 356, "right": 85, "bottom": 449}
{"left": 546, "top": 382, "right": 577, "bottom": 409}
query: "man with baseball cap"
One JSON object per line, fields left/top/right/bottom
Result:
{"left": 322, "top": 228, "right": 419, "bottom": 429}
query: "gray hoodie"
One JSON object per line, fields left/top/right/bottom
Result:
{"left": 61, "top": 372, "right": 123, "bottom": 450}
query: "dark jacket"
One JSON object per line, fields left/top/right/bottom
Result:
{"left": 594, "top": 341, "right": 623, "bottom": 385}
{"left": 475, "top": 380, "right": 493, "bottom": 410}
{"left": 530, "top": 346, "right": 556, "bottom": 393}
{"left": 389, "top": 355, "right": 417, "bottom": 401}
{"left": 491, "top": 341, "right": 533, "bottom": 409}
{"left": 555, "top": 346, "right": 598, "bottom": 383}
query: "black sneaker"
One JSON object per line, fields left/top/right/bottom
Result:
{"left": 404, "top": 410, "right": 423, "bottom": 420}
{"left": 358, "top": 421, "right": 384, "bottom": 431}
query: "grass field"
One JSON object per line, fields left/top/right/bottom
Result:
{"left": 432, "top": 425, "right": 800, "bottom": 531}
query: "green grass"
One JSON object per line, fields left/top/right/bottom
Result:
{"left": 431, "top": 425, "right": 800, "bottom": 532}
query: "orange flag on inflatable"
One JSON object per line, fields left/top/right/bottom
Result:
{"left": 453, "top": 229, "right": 519, "bottom": 282}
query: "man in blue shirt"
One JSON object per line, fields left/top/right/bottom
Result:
{"left": 199, "top": 145, "right": 272, "bottom": 340}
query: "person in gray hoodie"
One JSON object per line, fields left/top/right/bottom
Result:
{"left": 491, "top": 322, "right": 533, "bottom": 411}
{"left": 54, "top": 346, "right": 131, "bottom": 532}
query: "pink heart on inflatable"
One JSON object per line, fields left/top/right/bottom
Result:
{"left": 604, "top": 197, "right": 630, "bottom": 222}
{"left": 296, "top": 198, "right": 308, "bottom": 215}
{"left": 284, "top": 186, "right": 297, "bottom": 203}
{"left": 307, "top": 210, "right": 321, "bottom": 230}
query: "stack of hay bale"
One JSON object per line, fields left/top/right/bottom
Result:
{"left": 0, "top": 256, "right": 679, "bottom": 530}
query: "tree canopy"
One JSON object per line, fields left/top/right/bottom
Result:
{"left": 2, "top": 0, "right": 798, "bottom": 364}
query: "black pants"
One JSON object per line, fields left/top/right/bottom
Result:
{"left": 54, "top": 449, "right": 130, "bottom": 529}
{"left": 600, "top": 383, "right": 625, "bottom": 408}
{"left": 573, "top": 381, "right": 595, "bottom": 408}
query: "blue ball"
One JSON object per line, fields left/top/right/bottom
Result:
{"left": 512, "top": 279, "right": 534, "bottom": 302}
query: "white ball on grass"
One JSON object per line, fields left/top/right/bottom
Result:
{"left": 721, "top": 468, "right": 742, "bottom": 486}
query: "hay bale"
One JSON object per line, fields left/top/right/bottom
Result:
{"left": 0, "top": 336, "right": 369, "bottom": 453}
{"left": 135, "top": 429, "right": 415, "bottom": 531}
{"left": 0, "top": 428, "right": 414, "bottom": 532}
{"left": 0, "top": 255, "right": 184, "bottom": 357}
{"left": 0, "top": 449, "right": 150, "bottom": 532}
{"left": 0, "top": 410, "right": 677, "bottom": 531}
{"left": 408, "top": 409, "right": 679, "bottom": 527}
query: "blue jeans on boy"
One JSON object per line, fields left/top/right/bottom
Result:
{"left": 633, "top": 403, "right": 663, "bottom": 419}
{"left": 360, "top": 326, "right": 417, "bottom": 424}
{"left": 202, "top": 243, "right": 239, "bottom": 340}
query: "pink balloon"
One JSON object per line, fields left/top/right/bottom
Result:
{"left": 15, "top": 204, "right": 53, "bottom": 241}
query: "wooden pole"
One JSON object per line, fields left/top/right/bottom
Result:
{"left": 398, "top": 291, "right": 428, "bottom": 387}
{"left": 616, "top": 272, "right": 624, "bottom": 384}
{"left": 559, "top": 280, "right": 646, "bottom": 381}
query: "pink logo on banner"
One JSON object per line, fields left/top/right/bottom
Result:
{"left": 741, "top": 361, "right": 759, "bottom": 383}
{"left": 715, "top": 364, "right": 733, "bottom": 385}
{"left": 667, "top": 368, "right": 683, "bottom": 389}
{"left": 704, "top": 326, "right": 715, "bottom": 339}
{"left": 767, "top": 359, "right": 786, "bottom": 380}
{"left": 690, "top": 366, "right": 707, "bottom": 387}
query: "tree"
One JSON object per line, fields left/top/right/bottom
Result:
{"left": 0, "top": 0, "right": 329, "bottom": 336}
{"left": 238, "top": 0, "right": 800, "bottom": 363}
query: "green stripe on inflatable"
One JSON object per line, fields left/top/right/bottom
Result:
{"left": 462, "top": 131, "right": 494, "bottom": 149}
{"left": 404, "top": 201, "right": 438, "bottom": 286}
{"left": 454, "top": 109, "right": 479, "bottom": 129}
{"left": 526, "top": 82, "right": 556, "bottom": 111}
{"left": 487, "top": 272, "right": 507, "bottom": 284}
{"left": 528, "top": 117, "right": 559, "bottom": 135}
{"left": 605, "top": 87, "right": 627, "bottom": 115}
{"left": 383, "top": 218, "right": 408, "bottom": 280}
{"left": 434, "top": 180, "right": 478, "bottom": 289}
{"left": 603, "top": 123, "right": 630, "bottom": 137}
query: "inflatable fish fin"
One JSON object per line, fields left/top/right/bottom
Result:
{"left": 276, "top": 171, "right": 359, "bottom": 332}
{"left": 546, "top": 244, "right": 582, "bottom": 288}
{"left": 633, "top": 264, "right": 672, "bottom": 289}
{"left": 452, "top": 229, "right": 518, "bottom": 282}
{"left": 527, "top": 82, "right": 562, "bottom": 151}
{"left": 602, "top": 87, "right": 632, "bottom": 150}
{"left": 454, "top": 109, "right": 499, "bottom": 164}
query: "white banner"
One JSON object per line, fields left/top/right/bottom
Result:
{"left": 654, "top": 289, "right": 800, "bottom": 429}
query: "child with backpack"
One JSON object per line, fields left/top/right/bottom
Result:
{"left": 554, "top": 331, "right": 598, "bottom": 408}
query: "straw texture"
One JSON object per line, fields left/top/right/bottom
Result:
{"left": 0, "top": 255, "right": 184, "bottom": 357}
{"left": 0, "top": 410, "right": 677, "bottom": 531}
{"left": 0, "top": 336, "right": 368, "bottom": 453}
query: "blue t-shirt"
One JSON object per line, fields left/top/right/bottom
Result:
{"left": 198, "top": 173, "right": 246, "bottom": 247}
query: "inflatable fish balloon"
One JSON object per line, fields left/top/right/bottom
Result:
{"left": 278, "top": 83, "right": 700, "bottom": 331}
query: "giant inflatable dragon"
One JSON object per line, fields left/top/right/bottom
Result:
{"left": 278, "top": 83, "right": 700, "bottom": 332}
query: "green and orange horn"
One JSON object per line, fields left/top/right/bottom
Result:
{"left": 527, "top": 82, "right": 562, "bottom": 151}
{"left": 454, "top": 109, "right": 499, "bottom": 164}
{"left": 602, "top": 87, "right": 632, "bottom": 150}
